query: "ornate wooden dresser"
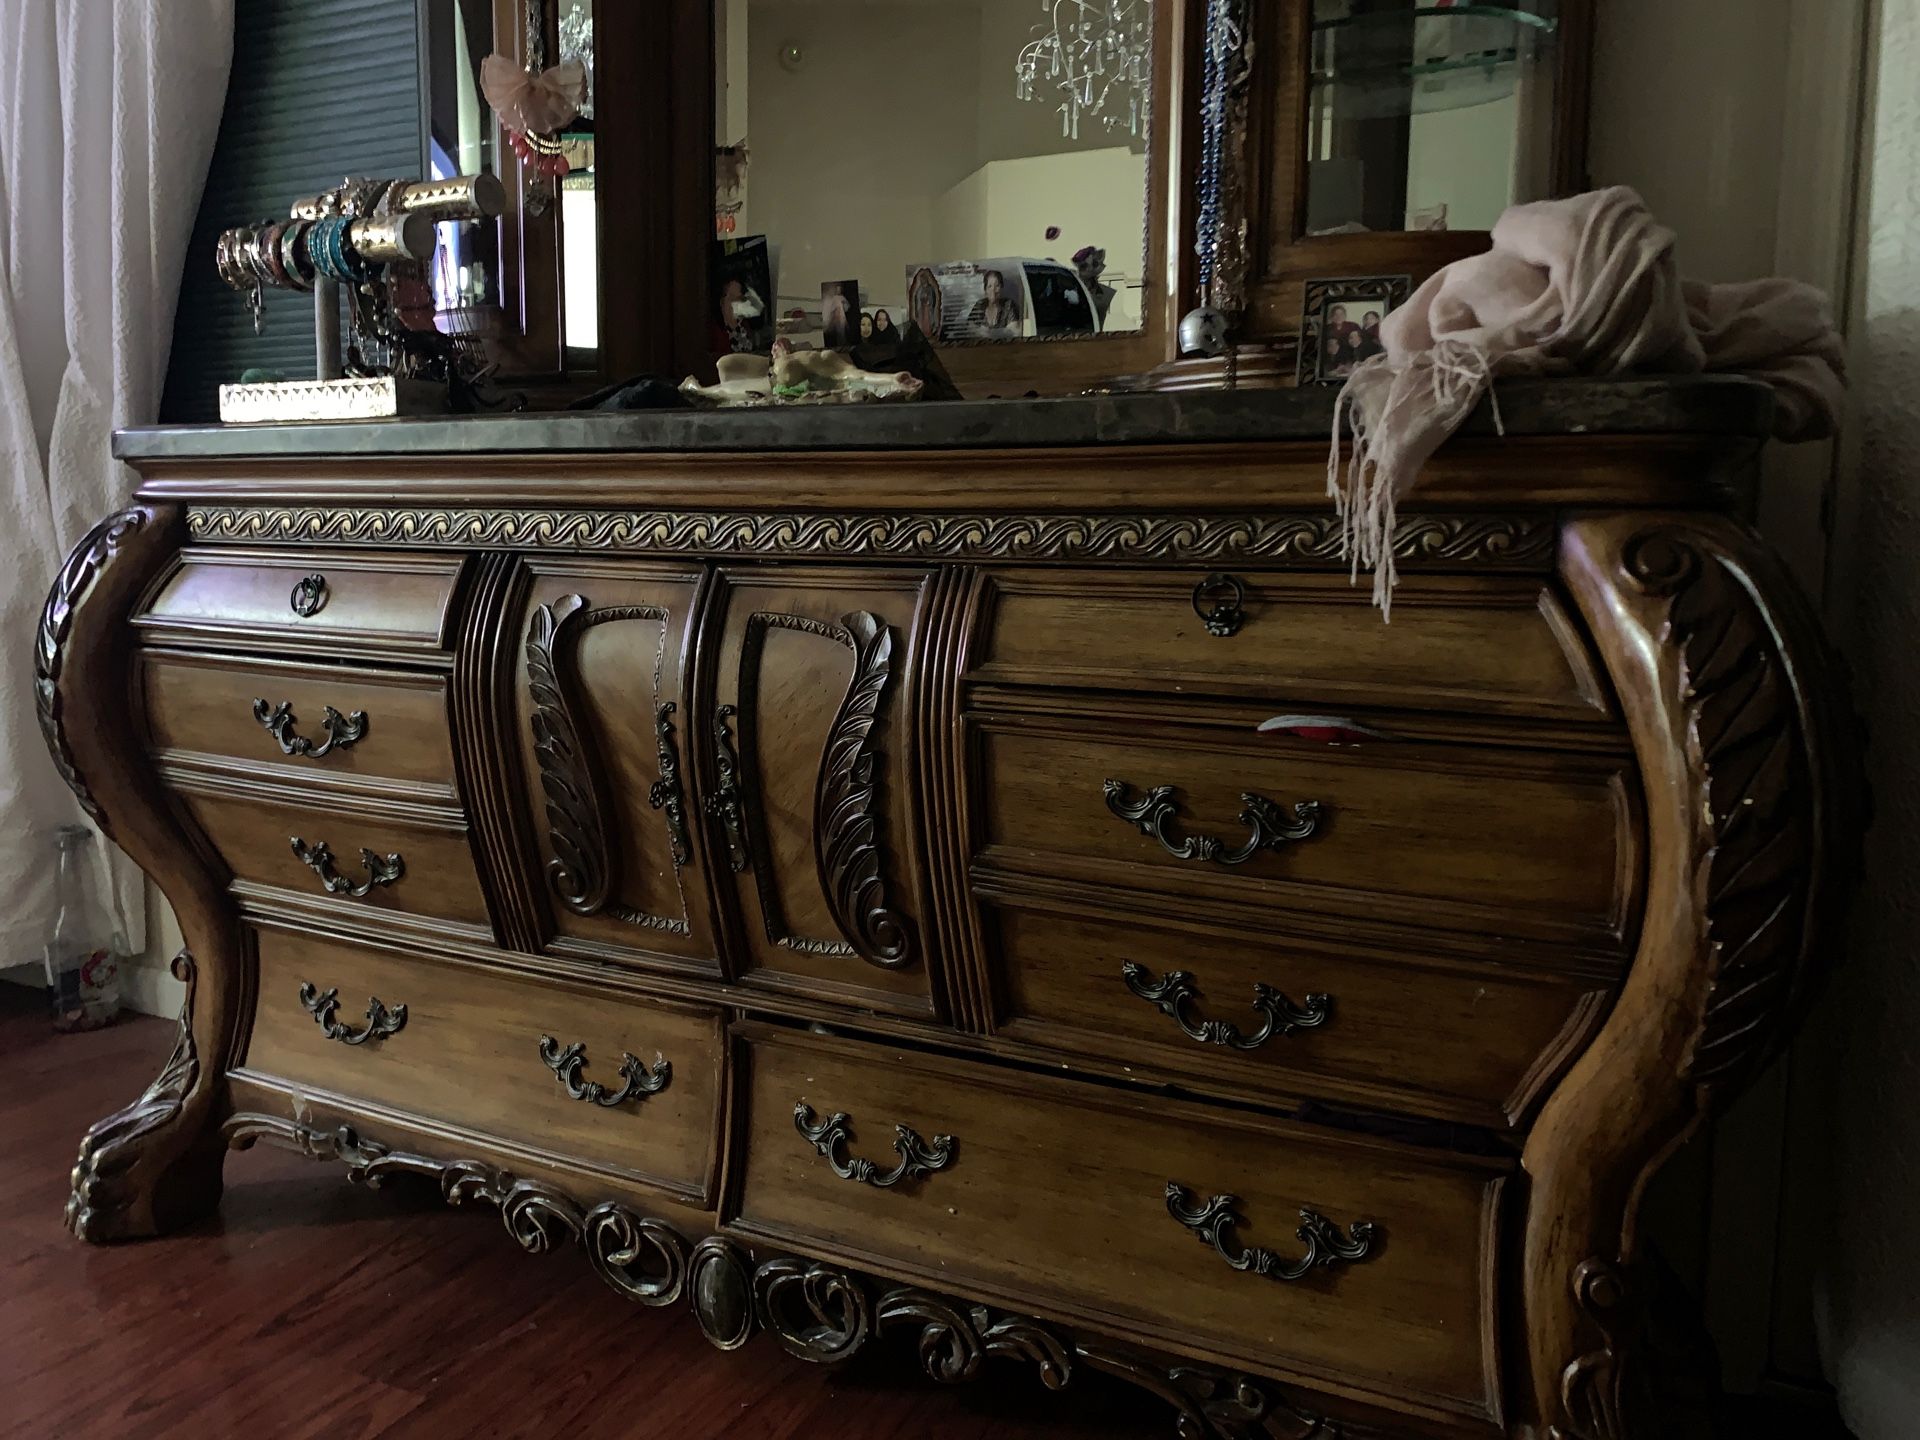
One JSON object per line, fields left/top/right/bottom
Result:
{"left": 47, "top": 382, "right": 1857, "bottom": 1440}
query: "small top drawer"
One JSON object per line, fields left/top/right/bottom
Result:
{"left": 135, "top": 548, "right": 464, "bottom": 655}
{"left": 971, "top": 569, "right": 1613, "bottom": 722}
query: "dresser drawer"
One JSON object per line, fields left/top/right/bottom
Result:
{"left": 243, "top": 928, "right": 726, "bottom": 1202}
{"left": 983, "top": 892, "right": 1611, "bottom": 1127}
{"left": 731, "top": 1024, "right": 1507, "bottom": 1425}
{"left": 972, "top": 569, "right": 1610, "bottom": 721}
{"left": 971, "top": 712, "right": 1638, "bottom": 950}
{"left": 135, "top": 548, "right": 463, "bottom": 655}
{"left": 140, "top": 651, "right": 457, "bottom": 794}
{"left": 171, "top": 783, "right": 492, "bottom": 932}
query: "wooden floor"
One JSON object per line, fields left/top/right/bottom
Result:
{"left": 0, "top": 990, "right": 1163, "bottom": 1440}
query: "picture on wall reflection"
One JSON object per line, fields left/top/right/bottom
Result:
{"left": 712, "top": 235, "right": 774, "bottom": 353}
{"left": 821, "top": 279, "right": 861, "bottom": 348}
{"left": 903, "top": 258, "right": 1103, "bottom": 344}
{"left": 1297, "top": 273, "right": 1410, "bottom": 385}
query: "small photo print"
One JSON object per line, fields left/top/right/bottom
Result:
{"left": 1298, "top": 274, "right": 1411, "bottom": 385}
{"left": 712, "top": 235, "right": 774, "bottom": 354}
{"left": 821, "top": 279, "right": 861, "bottom": 349}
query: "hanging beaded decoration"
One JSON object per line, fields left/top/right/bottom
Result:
{"left": 1179, "top": 0, "right": 1251, "bottom": 358}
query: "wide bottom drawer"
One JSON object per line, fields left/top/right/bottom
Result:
{"left": 242, "top": 927, "right": 726, "bottom": 1204}
{"left": 729, "top": 1024, "right": 1507, "bottom": 1427}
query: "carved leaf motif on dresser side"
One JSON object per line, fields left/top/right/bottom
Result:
{"left": 733, "top": 609, "right": 917, "bottom": 969}
{"left": 523, "top": 592, "right": 692, "bottom": 936}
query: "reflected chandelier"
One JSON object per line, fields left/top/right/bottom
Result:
{"left": 1015, "top": 0, "right": 1153, "bottom": 140}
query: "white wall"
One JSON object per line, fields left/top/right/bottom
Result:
{"left": 933, "top": 147, "right": 1147, "bottom": 327}
{"left": 742, "top": 0, "right": 1150, "bottom": 315}
{"left": 1820, "top": 0, "right": 1920, "bottom": 1429}
{"left": 1405, "top": 94, "right": 1519, "bottom": 232}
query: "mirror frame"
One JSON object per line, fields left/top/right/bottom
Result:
{"left": 1239, "top": 0, "right": 1595, "bottom": 343}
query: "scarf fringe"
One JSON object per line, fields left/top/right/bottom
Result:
{"left": 1328, "top": 340, "right": 1499, "bottom": 621}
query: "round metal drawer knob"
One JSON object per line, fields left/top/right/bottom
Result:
{"left": 290, "top": 572, "right": 328, "bottom": 617}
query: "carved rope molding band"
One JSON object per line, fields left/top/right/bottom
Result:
{"left": 185, "top": 506, "right": 1556, "bottom": 569}
{"left": 221, "top": 1114, "right": 1340, "bottom": 1439}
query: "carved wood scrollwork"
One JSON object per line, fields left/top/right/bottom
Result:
{"left": 736, "top": 609, "right": 917, "bottom": 968}
{"left": 67, "top": 950, "right": 200, "bottom": 1241}
{"left": 36, "top": 507, "right": 149, "bottom": 824}
{"left": 524, "top": 593, "right": 690, "bottom": 936}
{"left": 1532, "top": 516, "right": 1864, "bottom": 1440}
{"left": 221, "top": 1116, "right": 1343, "bottom": 1438}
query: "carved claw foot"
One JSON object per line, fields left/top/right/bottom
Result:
{"left": 65, "top": 952, "right": 225, "bottom": 1242}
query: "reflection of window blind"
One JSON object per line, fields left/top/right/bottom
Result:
{"left": 160, "top": 0, "right": 424, "bottom": 422}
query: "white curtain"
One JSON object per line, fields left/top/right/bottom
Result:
{"left": 0, "top": 1, "right": 232, "bottom": 969}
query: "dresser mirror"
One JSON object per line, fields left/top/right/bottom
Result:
{"left": 417, "top": 0, "right": 1590, "bottom": 395}
{"left": 712, "top": 0, "right": 1155, "bottom": 352}
{"left": 421, "top": 0, "right": 600, "bottom": 376}
{"left": 1305, "top": 0, "right": 1566, "bottom": 236}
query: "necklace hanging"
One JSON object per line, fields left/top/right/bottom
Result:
{"left": 1179, "top": 0, "right": 1251, "bottom": 358}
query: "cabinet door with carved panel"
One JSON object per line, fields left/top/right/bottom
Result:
{"left": 512, "top": 558, "right": 718, "bottom": 973}
{"left": 701, "top": 567, "right": 938, "bottom": 1017}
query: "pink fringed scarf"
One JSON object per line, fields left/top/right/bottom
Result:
{"left": 1330, "top": 186, "right": 1847, "bottom": 617}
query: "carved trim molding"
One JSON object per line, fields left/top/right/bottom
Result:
{"left": 37, "top": 507, "right": 149, "bottom": 822}
{"left": 67, "top": 951, "right": 200, "bottom": 1241}
{"left": 186, "top": 506, "right": 1556, "bottom": 569}
{"left": 221, "top": 1115, "right": 1341, "bottom": 1439}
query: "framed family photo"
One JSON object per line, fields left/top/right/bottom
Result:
{"left": 1297, "top": 274, "right": 1411, "bottom": 385}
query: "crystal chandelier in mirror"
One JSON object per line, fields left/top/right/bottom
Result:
{"left": 1015, "top": 0, "right": 1153, "bottom": 140}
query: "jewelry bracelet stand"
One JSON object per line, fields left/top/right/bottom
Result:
{"left": 216, "top": 174, "right": 504, "bottom": 424}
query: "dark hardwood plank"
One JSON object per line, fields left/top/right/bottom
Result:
{"left": 0, "top": 987, "right": 1160, "bottom": 1440}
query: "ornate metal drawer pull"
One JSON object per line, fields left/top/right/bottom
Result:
{"left": 1192, "top": 572, "right": 1246, "bottom": 637}
{"left": 289, "top": 836, "right": 405, "bottom": 897}
{"left": 290, "top": 573, "right": 328, "bottom": 617}
{"left": 298, "top": 981, "right": 406, "bottom": 1045}
{"left": 1121, "top": 962, "right": 1330, "bottom": 1049}
{"left": 704, "top": 703, "right": 751, "bottom": 873}
{"left": 538, "top": 1035, "right": 672, "bottom": 1107}
{"left": 646, "top": 701, "right": 693, "bottom": 866}
{"left": 1166, "top": 1184, "right": 1377, "bottom": 1282}
{"left": 1103, "top": 781, "right": 1323, "bottom": 865}
{"left": 253, "top": 698, "right": 368, "bottom": 758}
{"left": 794, "top": 1102, "right": 954, "bottom": 1188}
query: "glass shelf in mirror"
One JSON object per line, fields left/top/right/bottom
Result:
{"left": 712, "top": 0, "right": 1154, "bottom": 358}
{"left": 1307, "top": 0, "right": 1561, "bottom": 235}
